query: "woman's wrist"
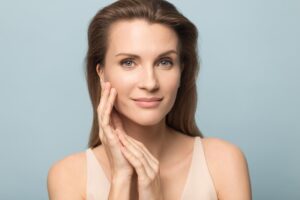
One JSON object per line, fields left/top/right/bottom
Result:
{"left": 109, "top": 175, "right": 132, "bottom": 200}
{"left": 111, "top": 174, "right": 132, "bottom": 185}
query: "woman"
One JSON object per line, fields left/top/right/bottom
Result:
{"left": 47, "top": 0, "right": 252, "bottom": 199}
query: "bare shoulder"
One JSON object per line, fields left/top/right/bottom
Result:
{"left": 47, "top": 151, "right": 87, "bottom": 200}
{"left": 201, "top": 137, "right": 246, "bottom": 161}
{"left": 201, "top": 137, "right": 252, "bottom": 200}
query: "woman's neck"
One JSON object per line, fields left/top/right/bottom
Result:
{"left": 120, "top": 116, "right": 174, "bottom": 161}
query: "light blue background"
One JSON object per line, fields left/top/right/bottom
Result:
{"left": 0, "top": 0, "right": 299, "bottom": 199}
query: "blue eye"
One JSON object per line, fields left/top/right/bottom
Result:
{"left": 159, "top": 59, "right": 173, "bottom": 67}
{"left": 120, "top": 59, "right": 135, "bottom": 68}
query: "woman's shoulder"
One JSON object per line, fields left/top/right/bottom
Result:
{"left": 47, "top": 150, "right": 88, "bottom": 200}
{"left": 200, "top": 136, "right": 246, "bottom": 157}
{"left": 200, "top": 137, "right": 251, "bottom": 199}
{"left": 200, "top": 137, "right": 248, "bottom": 172}
{"left": 47, "top": 150, "right": 87, "bottom": 178}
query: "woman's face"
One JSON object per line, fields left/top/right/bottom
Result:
{"left": 97, "top": 19, "right": 181, "bottom": 126}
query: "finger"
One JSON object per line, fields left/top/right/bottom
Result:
{"left": 102, "top": 87, "right": 116, "bottom": 125}
{"left": 101, "top": 87, "right": 118, "bottom": 142}
{"left": 98, "top": 82, "right": 111, "bottom": 141}
{"left": 118, "top": 133, "right": 154, "bottom": 177}
{"left": 127, "top": 136, "right": 159, "bottom": 166}
{"left": 100, "top": 78, "right": 105, "bottom": 92}
{"left": 98, "top": 82, "right": 110, "bottom": 123}
{"left": 97, "top": 82, "right": 110, "bottom": 140}
{"left": 119, "top": 143, "right": 149, "bottom": 183}
{"left": 111, "top": 108, "right": 125, "bottom": 132}
{"left": 100, "top": 82, "right": 111, "bottom": 118}
{"left": 124, "top": 135, "right": 159, "bottom": 175}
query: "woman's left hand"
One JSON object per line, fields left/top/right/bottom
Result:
{"left": 117, "top": 132, "right": 164, "bottom": 200}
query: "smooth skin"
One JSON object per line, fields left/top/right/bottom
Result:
{"left": 47, "top": 19, "right": 252, "bottom": 200}
{"left": 97, "top": 81, "right": 134, "bottom": 199}
{"left": 98, "top": 80, "right": 163, "bottom": 200}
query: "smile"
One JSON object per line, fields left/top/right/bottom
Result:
{"left": 133, "top": 99, "right": 162, "bottom": 108}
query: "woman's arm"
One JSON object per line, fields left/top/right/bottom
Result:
{"left": 203, "top": 138, "right": 252, "bottom": 200}
{"left": 47, "top": 154, "right": 86, "bottom": 200}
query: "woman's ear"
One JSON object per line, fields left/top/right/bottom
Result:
{"left": 96, "top": 64, "right": 105, "bottom": 83}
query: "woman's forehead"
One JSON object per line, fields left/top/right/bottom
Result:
{"left": 107, "top": 19, "right": 179, "bottom": 55}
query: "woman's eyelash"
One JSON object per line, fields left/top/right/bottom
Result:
{"left": 159, "top": 59, "right": 173, "bottom": 66}
{"left": 119, "top": 58, "right": 173, "bottom": 68}
{"left": 120, "top": 59, "right": 133, "bottom": 66}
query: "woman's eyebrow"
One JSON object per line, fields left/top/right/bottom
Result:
{"left": 115, "top": 49, "right": 178, "bottom": 58}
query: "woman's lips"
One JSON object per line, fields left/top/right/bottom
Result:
{"left": 133, "top": 97, "right": 162, "bottom": 101}
{"left": 133, "top": 99, "right": 162, "bottom": 108}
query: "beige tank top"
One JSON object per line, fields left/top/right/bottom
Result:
{"left": 86, "top": 136, "right": 218, "bottom": 200}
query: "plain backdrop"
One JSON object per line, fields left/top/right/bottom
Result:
{"left": 0, "top": 0, "right": 299, "bottom": 199}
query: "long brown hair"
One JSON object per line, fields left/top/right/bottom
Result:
{"left": 85, "top": 0, "right": 204, "bottom": 148}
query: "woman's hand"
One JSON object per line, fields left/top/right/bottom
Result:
{"left": 117, "top": 133, "right": 164, "bottom": 200}
{"left": 97, "top": 80, "right": 134, "bottom": 181}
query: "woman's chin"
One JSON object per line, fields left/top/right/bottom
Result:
{"left": 134, "top": 118, "right": 164, "bottom": 127}
{"left": 118, "top": 110, "right": 165, "bottom": 127}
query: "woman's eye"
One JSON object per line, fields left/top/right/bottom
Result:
{"left": 120, "top": 59, "right": 135, "bottom": 68}
{"left": 158, "top": 59, "right": 173, "bottom": 67}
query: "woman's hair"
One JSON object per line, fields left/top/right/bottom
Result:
{"left": 85, "top": 0, "right": 203, "bottom": 148}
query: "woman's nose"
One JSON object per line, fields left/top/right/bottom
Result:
{"left": 138, "top": 67, "right": 159, "bottom": 91}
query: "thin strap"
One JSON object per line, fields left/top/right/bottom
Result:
{"left": 86, "top": 148, "right": 110, "bottom": 200}
{"left": 87, "top": 148, "right": 110, "bottom": 182}
{"left": 180, "top": 136, "right": 198, "bottom": 199}
{"left": 182, "top": 137, "right": 218, "bottom": 199}
{"left": 197, "top": 137, "right": 218, "bottom": 198}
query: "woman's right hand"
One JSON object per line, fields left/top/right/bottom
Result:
{"left": 97, "top": 80, "right": 134, "bottom": 181}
